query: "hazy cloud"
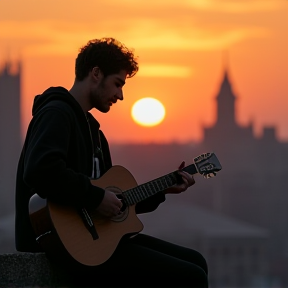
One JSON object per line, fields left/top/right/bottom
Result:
{"left": 0, "top": 0, "right": 284, "bottom": 58}
{"left": 105, "top": 0, "right": 283, "bottom": 12}
{"left": 137, "top": 64, "right": 193, "bottom": 78}
{"left": 0, "top": 18, "right": 269, "bottom": 57}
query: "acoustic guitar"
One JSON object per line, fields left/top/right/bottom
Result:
{"left": 29, "top": 152, "right": 222, "bottom": 266}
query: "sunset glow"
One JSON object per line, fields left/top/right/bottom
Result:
{"left": 0, "top": 0, "right": 287, "bottom": 144}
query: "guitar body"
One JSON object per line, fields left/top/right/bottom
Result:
{"left": 29, "top": 153, "right": 222, "bottom": 267}
{"left": 31, "top": 165, "right": 144, "bottom": 266}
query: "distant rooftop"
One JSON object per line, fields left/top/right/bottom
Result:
{"left": 140, "top": 201, "right": 269, "bottom": 239}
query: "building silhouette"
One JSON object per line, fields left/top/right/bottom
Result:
{"left": 200, "top": 69, "right": 288, "bottom": 285}
{"left": 204, "top": 70, "right": 254, "bottom": 145}
{"left": 0, "top": 61, "right": 22, "bottom": 217}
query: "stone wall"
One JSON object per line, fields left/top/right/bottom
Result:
{"left": 0, "top": 253, "right": 69, "bottom": 288}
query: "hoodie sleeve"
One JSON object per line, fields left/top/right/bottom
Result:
{"left": 23, "top": 106, "right": 105, "bottom": 209}
{"left": 135, "top": 192, "right": 166, "bottom": 214}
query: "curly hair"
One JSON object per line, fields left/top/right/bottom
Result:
{"left": 75, "top": 37, "right": 139, "bottom": 81}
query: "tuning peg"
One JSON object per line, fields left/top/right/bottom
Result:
{"left": 203, "top": 172, "right": 216, "bottom": 179}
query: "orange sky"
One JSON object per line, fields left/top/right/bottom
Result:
{"left": 0, "top": 0, "right": 287, "bottom": 144}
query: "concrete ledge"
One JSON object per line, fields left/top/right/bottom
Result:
{"left": 0, "top": 252, "right": 70, "bottom": 287}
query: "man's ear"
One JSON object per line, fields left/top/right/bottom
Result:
{"left": 91, "top": 67, "right": 102, "bottom": 81}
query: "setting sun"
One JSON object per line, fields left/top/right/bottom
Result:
{"left": 131, "top": 98, "right": 166, "bottom": 127}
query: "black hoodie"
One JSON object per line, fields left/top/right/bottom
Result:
{"left": 15, "top": 87, "right": 110, "bottom": 252}
{"left": 15, "top": 86, "right": 165, "bottom": 252}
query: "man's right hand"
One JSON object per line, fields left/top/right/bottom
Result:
{"left": 96, "top": 189, "right": 123, "bottom": 218}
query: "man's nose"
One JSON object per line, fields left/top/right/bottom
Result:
{"left": 117, "top": 89, "right": 124, "bottom": 101}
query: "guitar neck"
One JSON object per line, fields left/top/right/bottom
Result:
{"left": 122, "top": 163, "right": 198, "bottom": 206}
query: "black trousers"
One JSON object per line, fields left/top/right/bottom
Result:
{"left": 48, "top": 233, "right": 208, "bottom": 288}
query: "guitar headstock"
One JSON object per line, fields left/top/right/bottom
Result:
{"left": 194, "top": 152, "right": 222, "bottom": 178}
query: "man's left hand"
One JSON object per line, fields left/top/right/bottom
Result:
{"left": 164, "top": 161, "right": 195, "bottom": 194}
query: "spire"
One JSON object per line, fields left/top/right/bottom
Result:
{"left": 222, "top": 50, "right": 229, "bottom": 73}
{"left": 216, "top": 70, "right": 235, "bottom": 100}
{"left": 213, "top": 51, "right": 238, "bottom": 125}
{"left": 216, "top": 51, "right": 236, "bottom": 100}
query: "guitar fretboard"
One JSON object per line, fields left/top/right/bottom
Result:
{"left": 123, "top": 172, "right": 178, "bottom": 206}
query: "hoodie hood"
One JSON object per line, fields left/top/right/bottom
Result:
{"left": 32, "top": 86, "right": 82, "bottom": 117}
